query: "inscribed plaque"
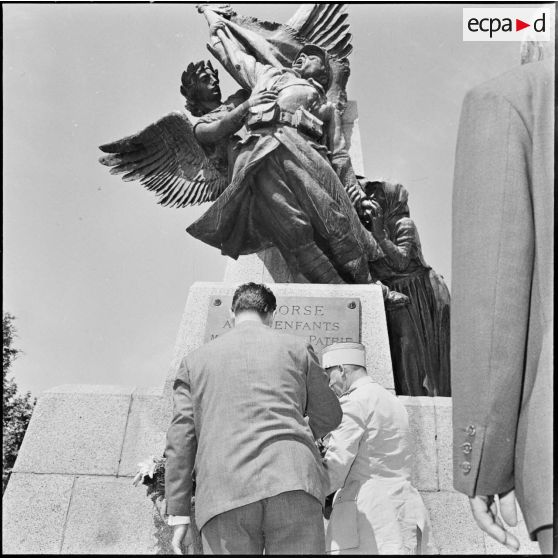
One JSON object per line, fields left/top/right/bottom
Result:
{"left": 204, "top": 296, "right": 361, "bottom": 356}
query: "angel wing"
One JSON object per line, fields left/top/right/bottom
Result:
{"left": 221, "top": 4, "right": 352, "bottom": 62}
{"left": 285, "top": 4, "right": 352, "bottom": 60}
{"left": 98, "top": 112, "right": 228, "bottom": 208}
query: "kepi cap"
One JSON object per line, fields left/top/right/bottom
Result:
{"left": 322, "top": 342, "right": 366, "bottom": 369}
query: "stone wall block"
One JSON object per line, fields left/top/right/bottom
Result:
{"left": 2, "top": 473, "right": 74, "bottom": 554}
{"left": 422, "top": 491, "right": 486, "bottom": 554}
{"left": 400, "top": 396, "right": 438, "bottom": 491}
{"left": 61, "top": 476, "right": 162, "bottom": 554}
{"left": 13, "top": 386, "right": 133, "bottom": 475}
{"left": 434, "top": 396, "right": 453, "bottom": 491}
{"left": 118, "top": 393, "right": 173, "bottom": 477}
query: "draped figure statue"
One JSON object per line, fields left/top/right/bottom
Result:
{"left": 361, "top": 178, "right": 451, "bottom": 396}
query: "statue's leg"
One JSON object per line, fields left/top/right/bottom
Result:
{"left": 251, "top": 157, "right": 344, "bottom": 284}
{"left": 327, "top": 236, "right": 372, "bottom": 284}
{"left": 291, "top": 243, "right": 344, "bottom": 284}
{"left": 276, "top": 151, "right": 371, "bottom": 283}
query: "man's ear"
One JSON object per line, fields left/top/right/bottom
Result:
{"left": 229, "top": 309, "right": 235, "bottom": 326}
{"left": 265, "top": 311, "right": 275, "bottom": 327}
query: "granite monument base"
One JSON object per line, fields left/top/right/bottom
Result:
{"left": 2, "top": 276, "right": 539, "bottom": 554}
{"left": 2, "top": 388, "right": 538, "bottom": 554}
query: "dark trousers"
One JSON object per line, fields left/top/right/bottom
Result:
{"left": 201, "top": 490, "right": 325, "bottom": 555}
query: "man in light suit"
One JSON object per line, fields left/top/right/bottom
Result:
{"left": 451, "top": 55, "right": 553, "bottom": 553}
{"left": 165, "top": 282, "right": 342, "bottom": 554}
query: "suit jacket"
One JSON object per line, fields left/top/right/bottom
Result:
{"left": 451, "top": 59, "right": 553, "bottom": 535}
{"left": 165, "top": 320, "right": 342, "bottom": 530}
{"left": 323, "top": 376, "right": 434, "bottom": 554}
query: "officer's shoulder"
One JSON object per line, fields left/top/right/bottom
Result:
{"left": 344, "top": 380, "right": 385, "bottom": 400}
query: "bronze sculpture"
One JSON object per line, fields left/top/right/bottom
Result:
{"left": 98, "top": 3, "right": 450, "bottom": 395}
{"left": 187, "top": 8, "right": 382, "bottom": 284}
{"left": 361, "top": 178, "right": 451, "bottom": 396}
{"left": 99, "top": 60, "right": 273, "bottom": 207}
{"left": 100, "top": 4, "right": 383, "bottom": 285}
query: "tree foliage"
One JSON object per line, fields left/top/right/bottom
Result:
{"left": 3, "top": 312, "right": 35, "bottom": 493}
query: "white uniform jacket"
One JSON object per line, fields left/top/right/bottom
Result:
{"left": 323, "top": 376, "right": 435, "bottom": 554}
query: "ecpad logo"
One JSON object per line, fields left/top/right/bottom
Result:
{"left": 463, "top": 8, "right": 552, "bottom": 41}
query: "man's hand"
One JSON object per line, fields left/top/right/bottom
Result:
{"left": 469, "top": 490, "right": 520, "bottom": 552}
{"left": 171, "top": 524, "right": 192, "bottom": 555}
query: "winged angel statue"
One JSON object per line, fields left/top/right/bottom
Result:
{"left": 100, "top": 4, "right": 383, "bottom": 284}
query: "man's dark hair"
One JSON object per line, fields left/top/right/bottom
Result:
{"left": 180, "top": 60, "right": 219, "bottom": 117}
{"left": 231, "top": 283, "right": 277, "bottom": 316}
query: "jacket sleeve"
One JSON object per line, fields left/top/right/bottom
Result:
{"left": 322, "top": 395, "right": 365, "bottom": 494}
{"left": 164, "top": 358, "right": 198, "bottom": 516}
{"left": 305, "top": 343, "right": 343, "bottom": 439}
{"left": 451, "top": 83, "right": 534, "bottom": 497}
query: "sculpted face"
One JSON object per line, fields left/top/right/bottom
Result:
{"left": 196, "top": 69, "right": 222, "bottom": 103}
{"left": 368, "top": 183, "right": 387, "bottom": 211}
{"left": 292, "top": 52, "right": 327, "bottom": 83}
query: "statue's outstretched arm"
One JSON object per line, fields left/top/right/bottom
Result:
{"left": 202, "top": 9, "right": 269, "bottom": 91}
{"left": 325, "top": 105, "right": 366, "bottom": 211}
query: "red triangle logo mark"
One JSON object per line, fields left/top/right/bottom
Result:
{"left": 516, "top": 19, "right": 530, "bottom": 32}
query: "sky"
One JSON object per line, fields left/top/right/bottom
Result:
{"left": 3, "top": 2, "right": 550, "bottom": 396}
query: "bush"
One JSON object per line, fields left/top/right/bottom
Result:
{"left": 3, "top": 313, "right": 35, "bottom": 493}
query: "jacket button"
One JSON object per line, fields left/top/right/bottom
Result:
{"left": 461, "top": 461, "right": 472, "bottom": 474}
{"left": 467, "top": 425, "right": 476, "bottom": 437}
{"left": 462, "top": 442, "right": 472, "bottom": 454}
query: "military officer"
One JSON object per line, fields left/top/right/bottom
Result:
{"left": 322, "top": 342, "right": 435, "bottom": 554}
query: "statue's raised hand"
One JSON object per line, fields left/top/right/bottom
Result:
{"left": 197, "top": 4, "right": 235, "bottom": 17}
{"left": 367, "top": 201, "right": 386, "bottom": 241}
{"left": 209, "top": 20, "right": 227, "bottom": 35}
